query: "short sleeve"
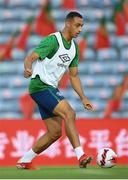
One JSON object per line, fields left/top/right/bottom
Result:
{"left": 34, "top": 35, "right": 58, "bottom": 60}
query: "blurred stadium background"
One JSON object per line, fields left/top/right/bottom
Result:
{"left": 0, "top": 0, "right": 128, "bottom": 176}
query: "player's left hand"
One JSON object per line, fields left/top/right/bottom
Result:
{"left": 81, "top": 96, "right": 94, "bottom": 111}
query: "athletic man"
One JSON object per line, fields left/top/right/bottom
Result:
{"left": 16, "top": 11, "right": 93, "bottom": 170}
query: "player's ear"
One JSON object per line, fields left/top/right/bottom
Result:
{"left": 65, "top": 19, "right": 71, "bottom": 28}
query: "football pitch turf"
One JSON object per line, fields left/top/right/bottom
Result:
{"left": 0, "top": 166, "right": 128, "bottom": 179}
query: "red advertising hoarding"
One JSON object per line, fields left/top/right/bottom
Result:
{"left": 0, "top": 119, "right": 128, "bottom": 166}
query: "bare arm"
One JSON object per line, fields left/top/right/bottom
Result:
{"left": 24, "top": 52, "right": 39, "bottom": 78}
{"left": 69, "top": 67, "right": 93, "bottom": 111}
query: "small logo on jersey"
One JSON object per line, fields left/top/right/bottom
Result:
{"left": 56, "top": 91, "right": 62, "bottom": 97}
{"left": 59, "top": 54, "right": 71, "bottom": 63}
{"left": 57, "top": 63, "right": 67, "bottom": 68}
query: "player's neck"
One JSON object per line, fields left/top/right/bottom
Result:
{"left": 61, "top": 29, "right": 72, "bottom": 43}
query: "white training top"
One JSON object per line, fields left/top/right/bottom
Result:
{"left": 32, "top": 32, "right": 76, "bottom": 88}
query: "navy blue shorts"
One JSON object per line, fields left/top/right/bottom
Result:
{"left": 30, "top": 88, "right": 65, "bottom": 119}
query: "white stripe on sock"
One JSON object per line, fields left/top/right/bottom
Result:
{"left": 18, "top": 149, "right": 37, "bottom": 163}
{"left": 74, "top": 146, "right": 84, "bottom": 160}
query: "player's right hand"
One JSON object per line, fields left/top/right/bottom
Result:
{"left": 24, "top": 68, "right": 32, "bottom": 78}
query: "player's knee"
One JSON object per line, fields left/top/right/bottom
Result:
{"left": 66, "top": 109, "right": 76, "bottom": 121}
{"left": 49, "top": 128, "right": 62, "bottom": 141}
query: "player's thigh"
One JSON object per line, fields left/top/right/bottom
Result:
{"left": 53, "top": 99, "right": 76, "bottom": 120}
{"left": 30, "top": 88, "right": 64, "bottom": 117}
{"left": 44, "top": 116, "right": 62, "bottom": 136}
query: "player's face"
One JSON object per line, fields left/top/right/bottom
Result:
{"left": 69, "top": 17, "right": 84, "bottom": 38}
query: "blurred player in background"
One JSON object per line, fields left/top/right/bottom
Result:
{"left": 16, "top": 11, "right": 93, "bottom": 170}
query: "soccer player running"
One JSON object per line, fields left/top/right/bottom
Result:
{"left": 17, "top": 11, "right": 93, "bottom": 170}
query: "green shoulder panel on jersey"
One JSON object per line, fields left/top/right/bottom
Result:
{"left": 69, "top": 41, "right": 79, "bottom": 68}
{"left": 34, "top": 35, "right": 59, "bottom": 60}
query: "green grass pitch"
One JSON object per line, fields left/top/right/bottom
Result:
{"left": 0, "top": 165, "right": 128, "bottom": 179}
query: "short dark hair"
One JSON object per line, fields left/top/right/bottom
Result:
{"left": 65, "top": 11, "right": 83, "bottom": 20}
